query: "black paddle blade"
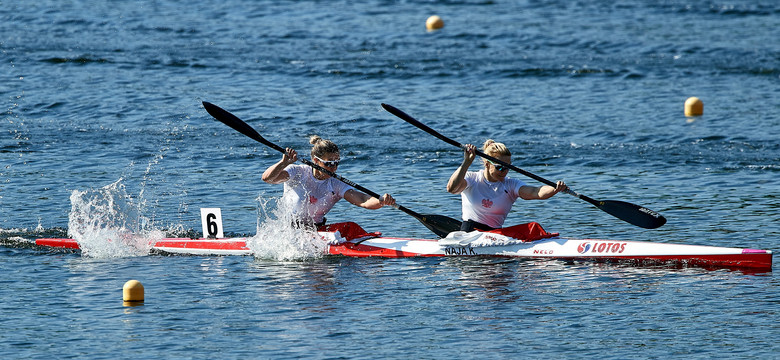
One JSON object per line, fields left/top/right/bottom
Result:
{"left": 417, "top": 214, "right": 462, "bottom": 238}
{"left": 596, "top": 200, "right": 667, "bottom": 229}
{"left": 202, "top": 101, "right": 284, "bottom": 152}
{"left": 203, "top": 102, "right": 256, "bottom": 138}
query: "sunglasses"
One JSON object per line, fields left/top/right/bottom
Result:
{"left": 488, "top": 160, "right": 509, "bottom": 172}
{"left": 313, "top": 155, "right": 340, "bottom": 167}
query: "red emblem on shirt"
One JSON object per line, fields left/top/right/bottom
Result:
{"left": 482, "top": 199, "right": 493, "bottom": 208}
{"left": 309, "top": 195, "right": 318, "bottom": 204}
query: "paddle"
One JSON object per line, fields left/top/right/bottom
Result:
{"left": 202, "top": 101, "right": 461, "bottom": 237}
{"left": 381, "top": 103, "right": 667, "bottom": 229}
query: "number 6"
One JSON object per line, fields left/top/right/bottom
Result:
{"left": 200, "top": 208, "right": 224, "bottom": 238}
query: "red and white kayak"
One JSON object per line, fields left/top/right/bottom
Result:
{"left": 35, "top": 222, "right": 772, "bottom": 272}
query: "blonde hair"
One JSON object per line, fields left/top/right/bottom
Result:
{"left": 309, "top": 135, "right": 339, "bottom": 158}
{"left": 482, "top": 139, "right": 511, "bottom": 167}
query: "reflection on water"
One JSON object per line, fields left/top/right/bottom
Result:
{"left": 248, "top": 260, "right": 340, "bottom": 307}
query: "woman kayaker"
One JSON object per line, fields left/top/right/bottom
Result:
{"left": 262, "top": 135, "right": 395, "bottom": 228}
{"left": 447, "top": 139, "right": 567, "bottom": 231}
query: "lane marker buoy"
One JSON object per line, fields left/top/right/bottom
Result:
{"left": 685, "top": 97, "right": 703, "bottom": 116}
{"left": 426, "top": 15, "right": 444, "bottom": 31}
{"left": 123, "top": 279, "right": 144, "bottom": 306}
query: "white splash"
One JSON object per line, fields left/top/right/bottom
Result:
{"left": 68, "top": 179, "right": 162, "bottom": 258}
{"left": 246, "top": 197, "right": 328, "bottom": 261}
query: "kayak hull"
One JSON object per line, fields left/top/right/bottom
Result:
{"left": 333, "top": 237, "right": 772, "bottom": 271}
{"left": 34, "top": 236, "right": 772, "bottom": 272}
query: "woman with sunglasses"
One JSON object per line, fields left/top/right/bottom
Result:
{"left": 447, "top": 139, "right": 567, "bottom": 232}
{"left": 262, "top": 135, "right": 395, "bottom": 228}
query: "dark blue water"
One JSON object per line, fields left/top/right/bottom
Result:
{"left": 2, "top": 1, "right": 778, "bottom": 358}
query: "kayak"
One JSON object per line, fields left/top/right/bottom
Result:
{"left": 34, "top": 222, "right": 772, "bottom": 272}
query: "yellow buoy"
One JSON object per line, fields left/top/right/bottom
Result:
{"left": 685, "top": 97, "right": 703, "bottom": 116}
{"left": 426, "top": 15, "right": 444, "bottom": 31}
{"left": 123, "top": 280, "right": 144, "bottom": 305}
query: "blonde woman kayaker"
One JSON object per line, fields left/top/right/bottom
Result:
{"left": 262, "top": 135, "right": 395, "bottom": 227}
{"left": 447, "top": 139, "right": 567, "bottom": 231}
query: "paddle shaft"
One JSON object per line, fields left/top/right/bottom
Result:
{"left": 469, "top": 148, "right": 601, "bottom": 204}
{"left": 202, "top": 102, "right": 438, "bottom": 223}
{"left": 381, "top": 103, "right": 666, "bottom": 229}
{"left": 380, "top": 103, "right": 583, "bottom": 196}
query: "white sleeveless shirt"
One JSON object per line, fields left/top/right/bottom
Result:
{"left": 282, "top": 164, "right": 354, "bottom": 224}
{"left": 460, "top": 170, "right": 527, "bottom": 228}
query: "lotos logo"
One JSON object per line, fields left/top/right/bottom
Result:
{"left": 482, "top": 199, "right": 493, "bottom": 208}
{"left": 578, "top": 241, "right": 626, "bottom": 254}
{"left": 309, "top": 195, "right": 318, "bottom": 204}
